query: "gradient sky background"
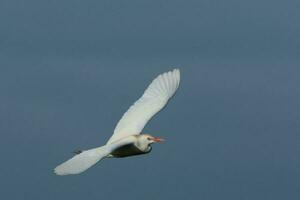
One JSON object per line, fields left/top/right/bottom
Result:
{"left": 0, "top": 0, "right": 299, "bottom": 199}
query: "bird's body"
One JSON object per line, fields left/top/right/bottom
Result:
{"left": 54, "top": 69, "right": 180, "bottom": 175}
{"left": 109, "top": 135, "right": 152, "bottom": 158}
{"left": 110, "top": 143, "right": 149, "bottom": 158}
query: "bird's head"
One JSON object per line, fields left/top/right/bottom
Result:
{"left": 138, "top": 134, "right": 165, "bottom": 145}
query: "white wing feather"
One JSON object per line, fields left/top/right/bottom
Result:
{"left": 54, "top": 146, "right": 111, "bottom": 175}
{"left": 106, "top": 69, "right": 180, "bottom": 144}
{"left": 54, "top": 136, "right": 135, "bottom": 175}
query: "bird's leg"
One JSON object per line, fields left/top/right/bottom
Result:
{"left": 72, "top": 150, "right": 83, "bottom": 155}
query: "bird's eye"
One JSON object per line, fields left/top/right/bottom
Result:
{"left": 147, "top": 137, "right": 151, "bottom": 140}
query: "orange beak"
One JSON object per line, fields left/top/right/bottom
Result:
{"left": 152, "top": 137, "right": 165, "bottom": 142}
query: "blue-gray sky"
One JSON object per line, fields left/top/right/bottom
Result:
{"left": 0, "top": 0, "right": 299, "bottom": 199}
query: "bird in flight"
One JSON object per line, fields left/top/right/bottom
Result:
{"left": 54, "top": 69, "right": 180, "bottom": 175}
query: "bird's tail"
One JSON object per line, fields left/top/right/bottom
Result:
{"left": 54, "top": 145, "right": 111, "bottom": 175}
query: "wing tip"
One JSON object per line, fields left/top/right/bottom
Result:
{"left": 54, "top": 166, "right": 65, "bottom": 176}
{"left": 171, "top": 68, "right": 180, "bottom": 79}
{"left": 159, "top": 68, "right": 181, "bottom": 96}
{"left": 54, "top": 163, "right": 72, "bottom": 176}
{"left": 171, "top": 68, "right": 180, "bottom": 89}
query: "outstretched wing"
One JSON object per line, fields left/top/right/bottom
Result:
{"left": 54, "top": 146, "right": 111, "bottom": 175}
{"left": 54, "top": 136, "right": 136, "bottom": 175}
{"left": 106, "top": 69, "right": 180, "bottom": 144}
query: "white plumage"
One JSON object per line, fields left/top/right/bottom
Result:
{"left": 107, "top": 69, "right": 180, "bottom": 144}
{"left": 54, "top": 136, "right": 136, "bottom": 175}
{"left": 54, "top": 69, "right": 180, "bottom": 175}
{"left": 54, "top": 146, "right": 110, "bottom": 175}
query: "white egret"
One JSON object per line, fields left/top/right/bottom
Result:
{"left": 54, "top": 69, "right": 180, "bottom": 175}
